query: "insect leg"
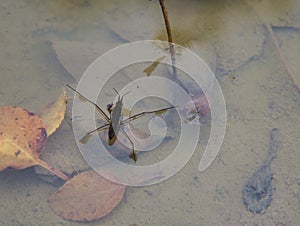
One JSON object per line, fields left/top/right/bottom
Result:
{"left": 67, "top": 84, "right": 110, "bottom": 122}
{"left": 121, "top": 106, "right": 176, "bottom": 125}
{"left": 119, "top": 127, "right": 137, "bottom": 163}
{"left": 80, "top": 123, "right": 110, "bottom": 143}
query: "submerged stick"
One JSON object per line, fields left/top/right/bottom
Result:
{"left": 154, "top": 0, "right": 191, "bottom": 94}
{"left": 157, "top": 0, "right": 177, "bottom": 80}
{"left": 264, "top": 23, "right": 300, "bottom": 94}
{"left": 158, "top": 0, "right": 174, "bottom": 54}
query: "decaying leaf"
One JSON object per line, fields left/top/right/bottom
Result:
{"left": 48, "top": 170, "right": 126, "bottom": 222}
{"left": 179, "top": 94, "right": 210, "bottom": 123}
{"left": 0, "top": 106, "right": 69, "bottom": 180}
{"left": 143, "top": 56, "right": 166, "bottom": 77}
{"left": 51, "top": 40, "right": 121, "bottom": 81}
{"left": 39, "top": 89, "right": 66, "bottom": 136}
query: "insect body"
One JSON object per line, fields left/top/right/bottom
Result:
{"left": 108, "top": 89, "right": 125, "bottom": 145}
{"left": 67, "top": 84, "right": 174, "bottom": 162}
{"left": 106, "top": 89, "right": 137, "bottom": 161}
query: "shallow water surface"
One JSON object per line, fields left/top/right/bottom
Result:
{"left": 0, "top": 0, "right": 300, "bottom": 225}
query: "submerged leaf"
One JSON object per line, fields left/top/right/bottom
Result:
{"left": 121, "top": 107, "right": 131, "bottom": 117}
{"left": 48, "top": 170, "right": 126, "bottom": 222}
{"left": 143, "top": 56, "right": 166, "bottom": 76}
{"left": 39, "top": 89, "right": 66, "bottom": 136}
{"left": 0, "top": 106, "right": 47, "bottom": 170}
{"left": 179, "top": 95, "right": 210, "bottom": 123}
{"left": 0, "top": 106, "right": 69, "bottom": 180}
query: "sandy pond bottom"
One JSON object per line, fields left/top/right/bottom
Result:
{"left": 0, "top": 0, "right": 300, "bottom": 225}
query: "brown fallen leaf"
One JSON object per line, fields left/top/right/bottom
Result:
{"left": 48, "top": 170, "right": 126, "bottom": 222}
{"left": 0, "top": 106, "right": 69, "bottom": 180}
{"left": 39, "top": 89, "right": 67, "bottom": 136}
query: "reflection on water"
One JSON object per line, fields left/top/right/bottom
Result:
{"left": 0, "top": 0, "right": 299, "bottom": 225}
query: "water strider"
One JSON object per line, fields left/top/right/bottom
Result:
{"left": 106, "top": 88, "right": 130, "bottom": 146}
{"left": 67, "top": 84, "right": 175, "bottom": 162}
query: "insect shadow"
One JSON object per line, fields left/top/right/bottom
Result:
{"left": 67, "top": 84, "right": 175, "bottom": 162}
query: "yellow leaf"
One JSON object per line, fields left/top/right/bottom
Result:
{"left": 0, "top": 106, "right": 69, "bottom": 180}
{"left": 143, "top": 56, "right": 165, "bottom": 77}
{"left": 39, "top": 89, "right": 66, "bottom": 136}
{"left": 0, "top": 137, "right": 37, "bottom": 170}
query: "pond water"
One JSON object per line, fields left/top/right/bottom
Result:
{"left": 0, "top": 0, "right": 299, "bottom": 225}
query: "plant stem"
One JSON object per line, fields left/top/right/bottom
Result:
{"left": 158, "top": 0, "right": 177, "bottom": 79}
{"left": 37, "top": 159, "right": 70, "bottom": 181}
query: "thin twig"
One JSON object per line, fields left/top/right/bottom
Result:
{"left": 264, "top": 23, "right": 300, "bottom": 94}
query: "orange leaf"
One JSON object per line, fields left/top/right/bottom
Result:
{"left": 48, "top": 170, "right": 126, "bottom": 221}
{"left": 0, "top": 106, "right": 69, "bottom": 180}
